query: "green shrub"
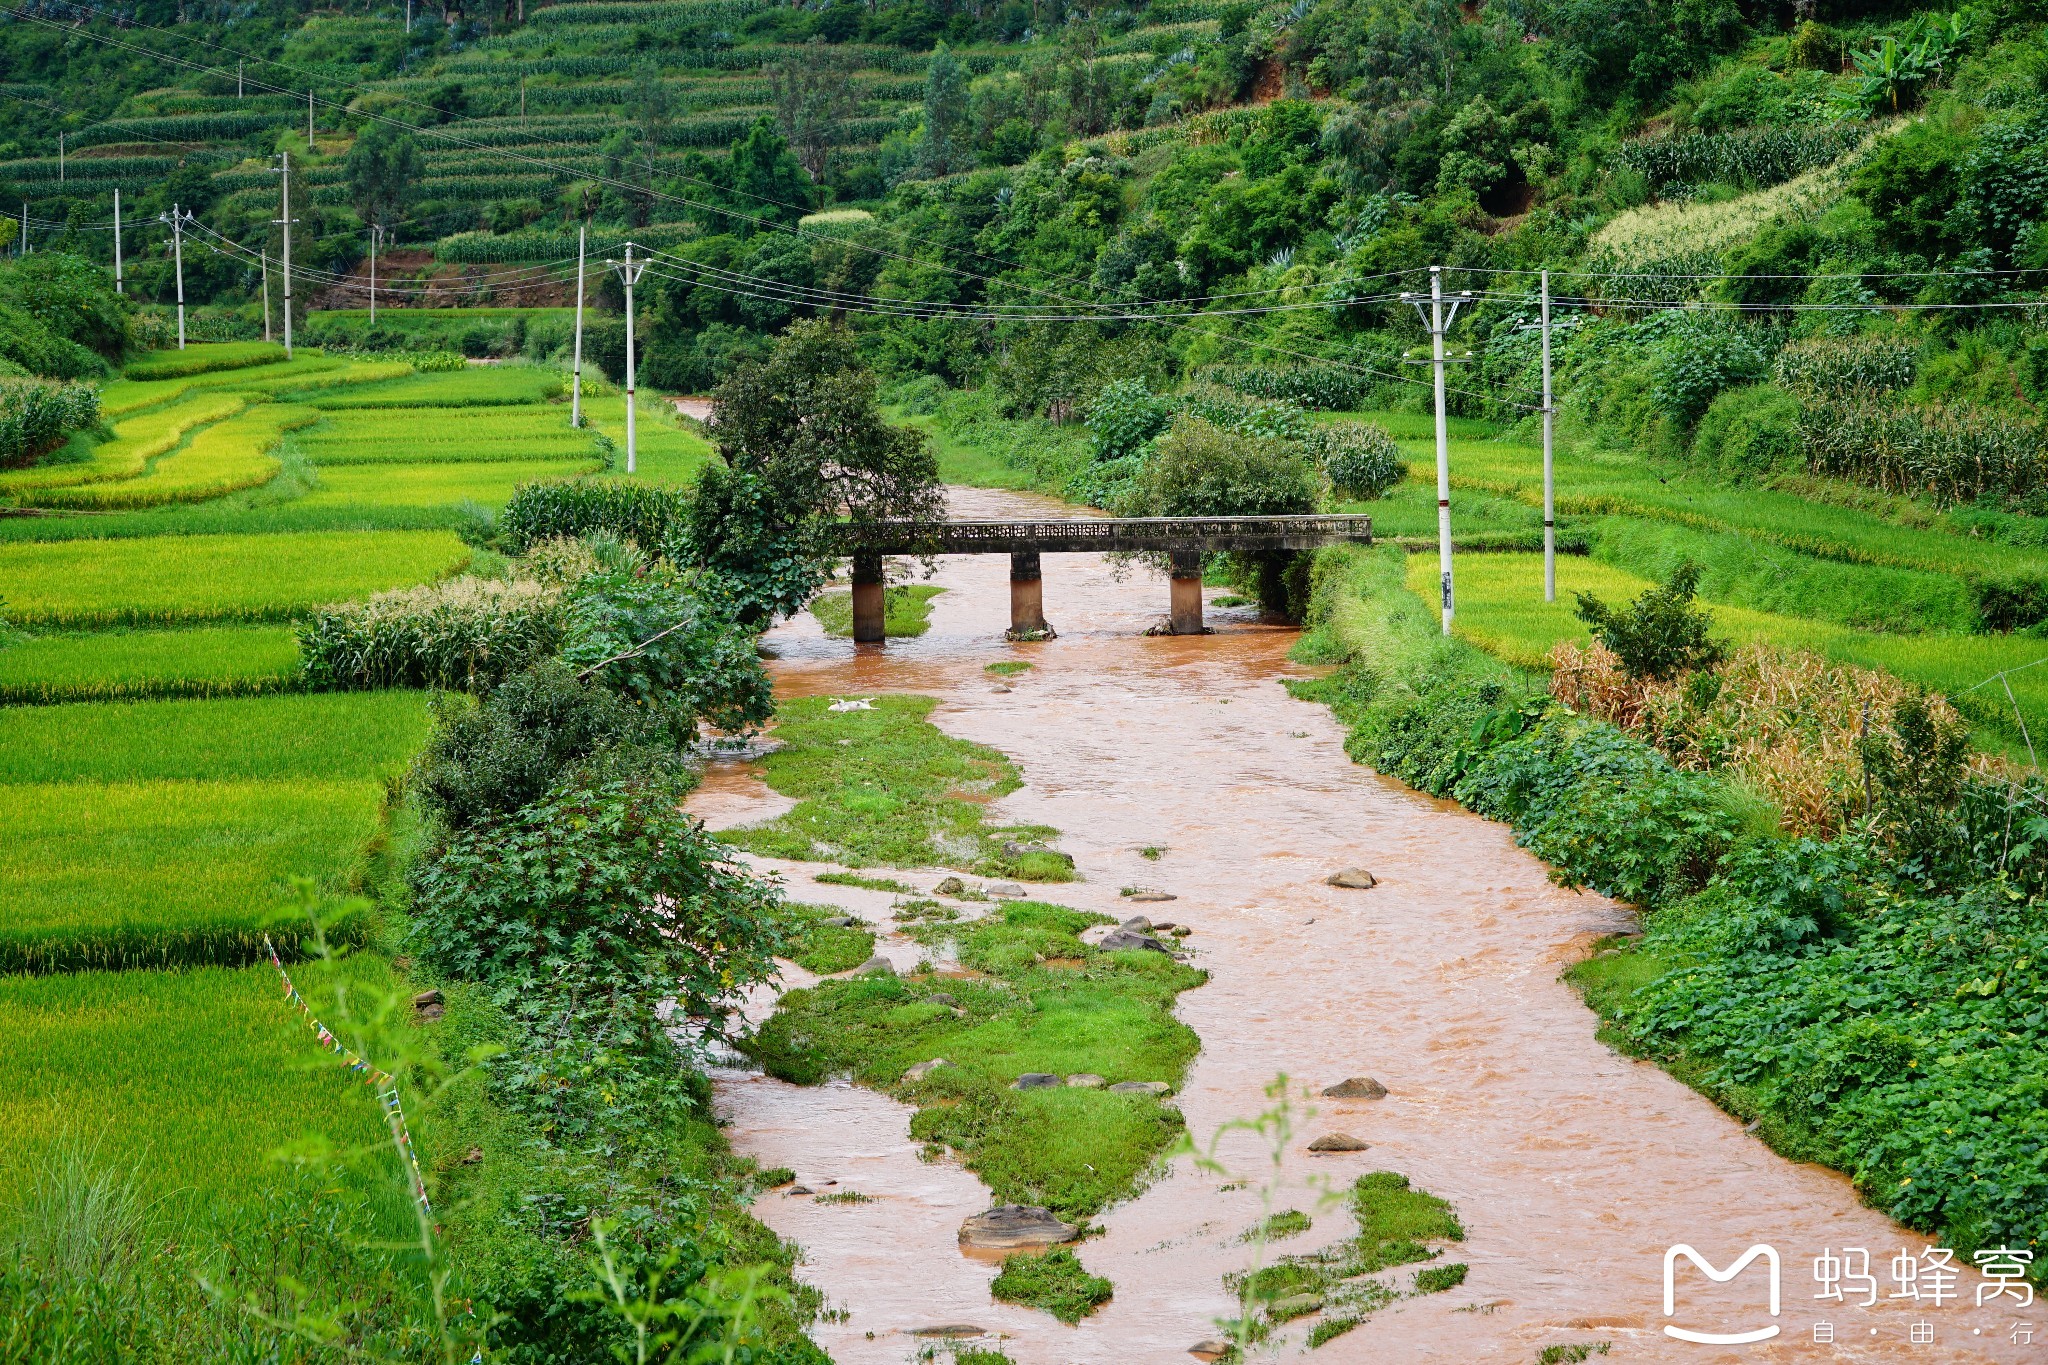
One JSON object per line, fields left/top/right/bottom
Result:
{"left": 557, "top": 564, "right": 773, "bottom": 733}
{"left": 298, "top": 576, "right": 563, "bottom": 692}
{"left": 1201, "top": 362, "right": 1371, "bottom": 410}
{"left": 1691, "top": 383, "right": 1802, "bottom": 478}
{"left": 0, "top": 379, "right": 100, "bottom": 466}
{"left": 1573, "top": 561, "right": 1729, "bottom": 681}
{"left": 497, "top": 478, "right": 690, "bottom": 553}
{"left": 1086, "top": 377, "right": 1171, "bottom": 462}
{"left": 410, "top": 659, "right": 675, "bottom": 831}
{"left": 1123, "top": 415, "right": 1324, "bottom": 518}
{"left": 1312, "top": 421, "right": 1404, "bottom": 500}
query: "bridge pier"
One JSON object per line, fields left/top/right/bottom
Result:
{"left": 850, "top": 550, "right": 885, "bottom": 643}
{"left": 1168, "top": 550, "right": 1207, "bottom": 635}
{"left": 1008, "top": 550, "right": 1052, "bottom": 638}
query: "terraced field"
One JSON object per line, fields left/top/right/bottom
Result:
{"left": 0, "top": 339, "right": 687, "bottom": 1306}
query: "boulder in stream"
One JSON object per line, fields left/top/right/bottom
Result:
{"left": 933, "top": 876, "right": 968, "bottom": 897}
{"left": 902, "top": 1058, "right": 952, "bottom": 1084}
{"left": 958, "top": 1204, "right": 1078, "bottom": 1250}
{"left": 1011, "top": 1072, "right": 1060, "bottom": 1090}
{"left": 1307, "top": 1132, "right": 1371, "bottom": 1152}
{"left": 1108, "top": 1080, "right": 1171, "bottom": 1096}
{"left": 1326, "top": 868, "right": 1378, "bottom": 889}
{"left": 987, "top": 881, "right": 1027, "bottom": 898}
{"left": 1126, "top": 890, "right": 1178, "bottom": 903}
{"left": 1189, "top": 1341, "right": 1232, "bottom": 1360}
{"left": 1323, "top": 1076, "right": 1390, "bottom": 1100}
{"left": 1098, "top": 928, "right": 1171, "bottom": 953}
{"left": 1120, "top": 915, "right": 1153, "bottom": 932}
{"left": 854, "top": 955, "right": 895, "bottom": 976}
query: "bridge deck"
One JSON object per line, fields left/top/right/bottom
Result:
{"left": 839, "top": 514, "right": 1373, "bottom": 556}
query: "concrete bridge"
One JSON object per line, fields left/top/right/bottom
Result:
{"left": 836, "top": 514, "right": 1375, "bottom": 641}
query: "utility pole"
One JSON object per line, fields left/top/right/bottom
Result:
{"left": 238, "top": 60, "right": 243, "bottom": 98}
{"left": 609, "top": 241, "right": 647, "bottom": 473}
{"left": 307, "top": 90, "right": 316, "bottom": 152}
{"left": 571, "top": 221, "right": 587, "bottom": 428}
{"left": 1401, "top": 266, "right": 1474, "bottom": 636}
{"left": 272, "top": 152, "right": 296, "bottom": 359}
{"left": 57, "top": 133, "right": 63, "bottom": 183}
{"left": 368, "top": 222, "right": 381, "bottom": 323}
{"left": 18, "top": 202, "right": 26, "bottom": 255}
{"left": 158, "top": 204, "right": 194, "bottom": 349}
{"left": 262, "top": 251, "right": 272, "bottom": 342}
{"left": 1541, "top": 269, "right": 1556, "bottom": 604}
{"left": 112, "top": 188, "right": 123, "bottom": 293}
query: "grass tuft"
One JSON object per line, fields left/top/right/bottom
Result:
{"left": 989, "top": 1248, "right": 1112, "bottom": 1324}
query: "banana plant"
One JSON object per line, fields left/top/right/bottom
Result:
{"left": 1847, "top": 35, "right": 1929, "bottom": 114}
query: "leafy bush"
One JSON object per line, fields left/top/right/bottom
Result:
{"left": 0, "top": 379, "right": 100, "bottom": 466}
{"left": 1573, "top": 561, "right": 1729, "bottom": 682}
{"left": 1691, "top": 383, "right": 1802, "bottom": 478}
{"left": 1312, "top": 421, "right": 1403, "bottom": 499}
{"left": 410, "top": 659, "right": 675, "bottom": 831}
{"left": 557, "top": 564, "right": 773, "bottom": 734}
{"left": 1201, "top": 362, "right": 1371, "bottom": 411}
{"left": 0, "top": 307, "right": 105, "bottom": 380}
{"left": 298, "top": 576, "right": 563, "bottom": 692}
{"left": 1086, "top": 377, "right": 1171, "bottom": 462}
{"left": 1122, "top": 415, "right": 1324, "bottom": 518}
{"left": 496, "top": 479, "right": 691, "bottom": 554}
{"left": 1649, "top": 319, "right": 1768, "bottom": 426}
{"left": 408, "top": 775, "right": 784, "bottom": 1142}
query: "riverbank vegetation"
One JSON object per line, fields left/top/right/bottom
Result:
{"left": 1289, "top": 542, "right": 2048, "bottom": 1272}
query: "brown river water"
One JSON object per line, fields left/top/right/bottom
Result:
{"left": 693, "top": 488, "right": 2030, "bottom": 1365}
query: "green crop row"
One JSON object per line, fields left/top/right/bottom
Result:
{"left": 0, "top": 625, "right": 302, "bottom": 706}
{"left": 0, "top": 390, "right": 248, "bottom": 498}
{"left": 30, "top": 404, "right": 316, "bottom": 511}
{"left": 70, "top": 111, "right": 294, "bottom": 150}
{"left": 527, "top": 0, "right": 766, "bottom": 28}
{"left": 299, "top": 457, "right": 603, "bottom": 511}
{"left": 1611, "top": 123, "right": 1870, "bottom": 192}
{"left": 0, "top": 529, "right": 470, "bottom": 628}
{"left": 124, "top": 341, "right": 289, "bottom": 381}
{"left": 305, "top": 366, "right": 566, "bottom": 408}
{"left": 435, "top": 224, "right": 697, "bottom": 263}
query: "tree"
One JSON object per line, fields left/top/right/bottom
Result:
{"left": 683, "top": 320, "right": 942, "bottom": 623}
{"left": 728, "top": 116, "right": 816, "bottom": 228}
{"left": 1574, "top": 561, "right": 1729, "bottom": 682}
{"left": 771, "top": 39, "right": 857, "bottom": 180}
{"left": 344, "top": 122, "right": 422, "bottom": 231}
{"left": 918, "top": 41, "right": 971, "bottom": 177}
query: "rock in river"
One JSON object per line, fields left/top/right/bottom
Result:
{"left": 1011, "top": 1072, "right": 1060, "bottom": 1090}
{"left": 958, "top": 1204, "right": 1078, "bottom": 1250}
{"left": 986, "top": 881, "right": 1027, "bottom": 898}
{"left": 1126, "top": 890, "right": 1178, "bottom": 903}
{"left": 933, "top": 876, "right": 967, "bottom": 897}
{"left": 1098, "top": 928, "right": 1171, "bottom": 953}
{"left": 1120, "top": 915, "right": 1153, "bottom": 932}
{"left": 1326, "top": 868, "right": 1378, "bottom": 889}
{"left": 1189, "top": 1341, "right": 1232, "bottom": 1360}
{"left": 1323, "top": 1076, "right": 1389, "bottom": 1100}
{"left": 855, "top": 955, "right": 895, "bottom": 976}
{"left": 1307, "top": 1132, "right": 1371, "bottom": 1152}
{"left": 1108, "top": 1080, "right": 1171, "bottom": 1096}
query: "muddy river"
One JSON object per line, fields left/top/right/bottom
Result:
{"left": 694, "top": 488, "right": 2027, "bottom": 1364}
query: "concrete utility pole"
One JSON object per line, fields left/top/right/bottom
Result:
{"left": 158, "top": 204, "right": 194, "bottom": 349}
{"left": 18, "top": 202, "right": 26, "bottom": 255}
{"left": 307, "top": 90, "right": 316, "bottom": 152}
{"left": 57, "top": 132, "right": 63, "bottom": 183}
{"left": 1541, "top": 270, "right": 1556, "bottom": 603}
{"left": 609, "top": 241, "right": 647, "bottom": 473}
{"left": 1401, "top": 266, "right": 1474, "bottom": 636}
{"left": 272, "top": 152, "right": 297, "bottom": 359}
{"left": 368, "top": 222, "right": 381, "bottom": 323}
{"left": 262, "top": 251, "right": 272, "bottom": 342}
{"left": 113, "top": 188, "right": 123, "bottom": 293}
{"left": 238, "top": 60, "right": 243, "bottom": 97}
{"left": 570, "top": 221, "right": 587, "bottom": 428}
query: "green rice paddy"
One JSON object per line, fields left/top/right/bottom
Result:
{"left": 0, "top": 529, "right": 470, "bottom": 626}
{"left": 297, "top": 457, "right": 604, "bottom": 510}
{"left": 0, "top": 692, "right": 431, "bottom": 784}
{"left": 0, "top": 625, "right": 301, "bottom": 705}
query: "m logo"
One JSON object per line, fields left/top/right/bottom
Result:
{"left": 1663, "top": 1244, "right": 1782, "bottom": 1344}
